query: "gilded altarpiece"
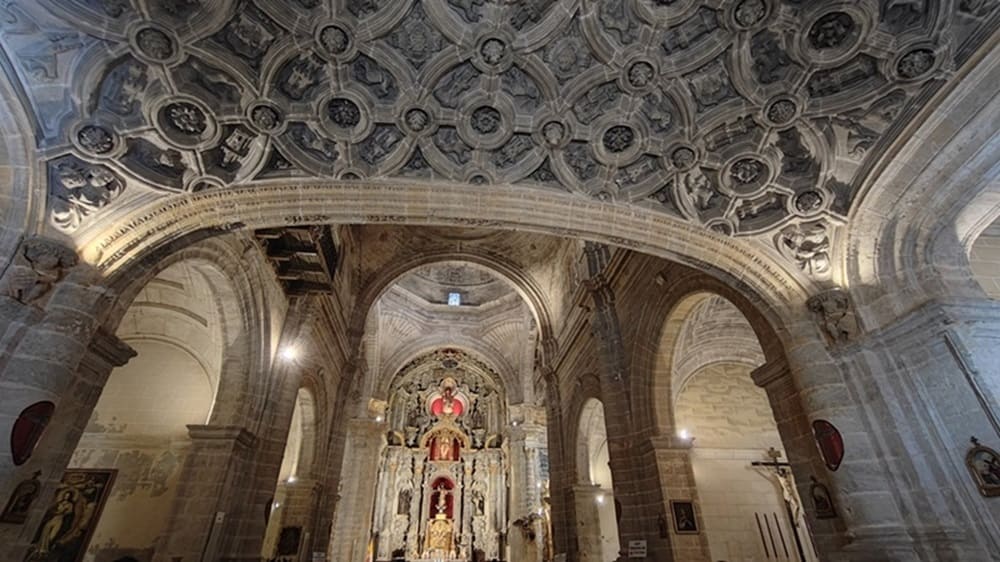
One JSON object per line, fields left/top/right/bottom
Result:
{"left": 372, "top": 352, "right": 508, "bottom": 561}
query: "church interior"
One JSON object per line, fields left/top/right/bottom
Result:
{"left": 0, "top": 1, "right": 999, "bottom": 562}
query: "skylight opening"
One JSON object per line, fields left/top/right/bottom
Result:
{"left": 447, "top": 292, "right": 461, "bottom": 306}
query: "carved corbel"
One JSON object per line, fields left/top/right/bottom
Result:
{"left": 806, "top": 287, "right": 859, "bottom": 345}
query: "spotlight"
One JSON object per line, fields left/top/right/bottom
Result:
{"left": 279, "top": 346, "right": 299, "bottom": 362}
{"left": 678, "top": 428, "right": 690, "bottom": 440}
{"left": 375, "top": 415, "right": 384, "bottom": 423}
{"left": 595, "top": 493, "right": 605, "bottom": 505}
{"left": 287, "top": 475, "right": 297, "bottom": 484}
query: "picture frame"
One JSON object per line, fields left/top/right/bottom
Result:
{"left": 966, "top": 437, "right": 1000, "bottom": 497}
{"left": 0, "top": 470, "right": 42, "bottom": 524}
{"left": 24, "top": 468, "right": 117, "bottom": 562}
{"left": 669, "top": 500, "right": 699, "bottom": 534}
{"left": 809, "top": 476, "right": 837, "bottom": 519}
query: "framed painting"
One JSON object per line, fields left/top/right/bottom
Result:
{"left": 810, "top": 477, "right": 837, "bottom": 519}
{"left": 1, "top": 471, "right": 42, "bottom": 524}
{"left": 669, "top": 500, "right": 699, "bottom": 534}
{"left": 23, "top": 469, "right": 117, "bottom": 562}
{"left": 967, "top": 437, "right": 1000, "bottom": 497}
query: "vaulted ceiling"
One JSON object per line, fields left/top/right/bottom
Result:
{"left": 1, "top": 0, "right": 997, "bottom": 279}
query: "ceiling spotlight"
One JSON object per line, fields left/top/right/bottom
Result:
{"left": 595, "top": 493, "right": 605, "bottom": 505}
{"left": 279, "top": 346, "right": 298, "bottom": 362}
{"left": 287, "top": 475, "right": 297, "bottom": 484}
{"left": 375, "top": 415, "right": 384, "bottom": 423}
{"left": 678, "top": 428, "right": 690, "bottom": 440}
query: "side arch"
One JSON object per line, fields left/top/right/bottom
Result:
{"left": 0, "top": 49, "right": 42, "bottom": 273}
{"left": 627, "top": 266, "right": 790, "bottom": 439}
{"left": 98, "top": 234, "right": 280, "bottom": 429}
{"left": 846, "top": 39, "right": 1000, "bottom": 325}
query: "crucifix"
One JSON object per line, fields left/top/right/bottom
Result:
{"left": 752, "top": 447, "right": 809, "bottom": 562}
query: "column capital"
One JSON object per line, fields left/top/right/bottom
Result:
{"left": 81, "top": 327, "right": 135, "bottom": 374}
{"left": 187, "top": 424, "right": 257, "bottom": 448}
{"left": 648, "top": 435, "right": 694, "bottom": 451}
{"left": 750, "top": 357, "right": 790, "bottom": 388}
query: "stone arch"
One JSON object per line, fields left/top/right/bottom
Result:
{"left": 968, "top": 218, "right": 1000, "bottom": 300}
{"left": 846, "top": 39, "right": 1000, "bottom": 326}
{"left": 570, "top": 394, "right": 621, "bottom": 562}
{"left": 628, "top": 266, "right": 789, "bottom": 439}
{"left": 296, "top": 373, "right": 327, "bottom": 479}
{"left": 291, "top": 386, "right": 318, "bottom": 479}
{"left": 97, "top": 234, "right": 277, "bottom": 428}
{"left": 575, "top": 398, "right": 612, "bottom": 488}
{"left": 76, "top": 183, "right": 815, "bottom": 322}
{"left": 0, "top": 55, "right": 41, "bottom": 273}
{"left": 563, "top": 372, "right": 602, "bottom": 488}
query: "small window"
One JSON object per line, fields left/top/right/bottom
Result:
{"left": 447, "top": 292, "right": 461, "bottom": 306}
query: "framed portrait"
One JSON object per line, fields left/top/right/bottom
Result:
{"left": 669, "top": 500, "right": 699, "bottom": 534}
{"left": 23, "top": 469, "right": 117, "bottom": 562}
{"left": 966, "top": 438, "right": 1000, "bottom": 497}
{"left": 1, "top": 470, "right": 42, "bottom": 524}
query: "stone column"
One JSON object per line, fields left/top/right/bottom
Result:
{"left": 572, "top": 485, "right": 606, "bottom": 562}
{"left": 328, "top": 418, "right": 384, "bottom": 562}
{"left": 648, "top": 436, "right": 711, "bottom": 562}
{"left": 152, "top": 425, "right": 257, "bottom": 562}
{"left": 544, "top": 377, "right": 575, "bottom": 560}
{"left": 580, "top": 243, "right": 671, "bottom": 561}
{"left": 827, "top": 297, "right": 1000, "bottom": 560}
{"left": 0, "top": 247, "right": 134, "bottom": 562}
{"left": 753, "top": 349, "right": 923, "bottom": 562}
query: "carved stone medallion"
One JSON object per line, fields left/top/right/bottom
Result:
{"left": 602, "top": 125, "right": 635, "bottom": 153}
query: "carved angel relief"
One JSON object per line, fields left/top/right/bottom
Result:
{"left": 49, "top": 157, "right": 125, "bottom": 232}
{"left": 777, "top": 222, "right": 831, "bottom": 278}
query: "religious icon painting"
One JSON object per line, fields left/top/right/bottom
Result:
{"left": 23, "top": 469, "right": 116, "bottom": 562}
{"left": 812, "top": 419, "right": 844, "bottom": 471}
{"left": 809, "top": 477, "right": 837, "bottom": 519}
{"left": 669, "top": 500, "right": 699, "bottom": 534}
{"left": 966, "top": 437, "right": 1000, "bottom": 497}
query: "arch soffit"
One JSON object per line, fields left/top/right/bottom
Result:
{"left": 99, "top": 235, "right": 275, "bottom": 425}
{"left": 668, "top": 296, "right": 764, "bottom": 402}
{"left": 375, "top": 338, "right": 521, "bottom": 404}
{"left": 118, "top": 334, "right": 216, "bottom": 392}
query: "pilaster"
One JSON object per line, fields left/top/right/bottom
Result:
{"left": 328, "top": 418, "right": 385, "bottom": 562}
{"left": 580, "top": 243, "right": 672, "bottom": 561}
{"left": 153, "top": 425, "right": 257, "bottom": 562}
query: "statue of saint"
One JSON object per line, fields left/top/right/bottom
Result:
{"left": 437, "top": 435, "right": 453, "bottom": 460}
